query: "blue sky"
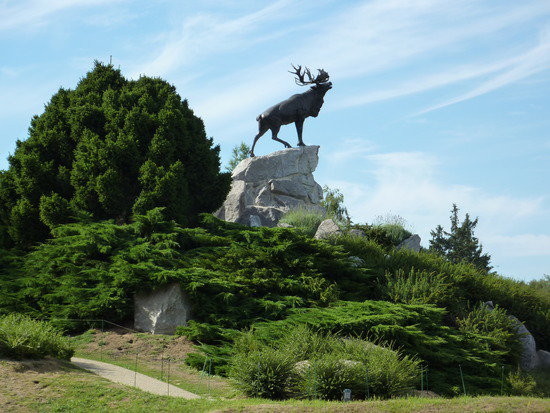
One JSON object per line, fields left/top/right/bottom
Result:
{"left": 1, "top": 0, "right": 549, "bottom": 281}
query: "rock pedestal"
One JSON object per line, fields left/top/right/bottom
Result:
{"left": 215, "top": 146, "right": 324, "bottom": 227}
{"left": 134, "top": 283, "right": 190, "bottom": 334}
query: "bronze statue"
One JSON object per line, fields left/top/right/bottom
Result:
{"left": 249, "top": 65, "right": 332, "bottom": 157}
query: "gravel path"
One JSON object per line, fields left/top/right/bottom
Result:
{"left": 71, "top": 357, "right": 200, "bottom": 399}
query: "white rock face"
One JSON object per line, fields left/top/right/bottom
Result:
{"left": 397, "top": 234, "right": 422, "bottom": 252}
{"left": 134, "top": 283, "right": 190, "bottom": 335}
{"left": 215, "top": 146, "right": 324, "bottom": 226}
{"left": 314, "top": 219, "right": 342, "bottom": 239}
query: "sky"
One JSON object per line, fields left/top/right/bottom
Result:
{"left": 0, "top": 0, "right": 549, "bottom": 281}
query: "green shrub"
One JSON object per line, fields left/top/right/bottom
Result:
{"left": 303, "top": 355, "right": 367, "bottom": 400}
{"left": 343, "top": 338, "right": 419, "bottom": 397}
{"left": 383, "top": 268, "right": 453, "bottom": 306}
{"left": 376, "top": 223, "right": 412, "bottom": 245}
{"left": 507, "top": 369, "right": 537, "bottom": 396}
{"left": 232, "top": 325, "right": 418, "bottom": 400}
{"left": 276, "top": 325, "right": 339, "bottom": 361}
{"left": 457, "top": 303, "right": 520, "bottom": 363}
{"left": 176, "top": 321, "right": 237, "bottom": 344}
{"left": 0, "top": 313, "right": 74, "bottom": 360}
{"left": 229, "top": 347, "right": 296, "bottom": 399}
{"left": 278, "top": 208, "right": 326, "bottom": 237}
{"left": 252, "top": 301, "right": 518, "bottom": 396}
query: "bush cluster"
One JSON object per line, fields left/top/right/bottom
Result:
{"left": 0, "top": 313, "right": 74, "bottom": 360}
{"left": 229, "top": 326, "right": 419, "bottom": 400}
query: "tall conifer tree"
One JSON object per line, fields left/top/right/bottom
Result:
{"left": 0, "top": 62, "right": 230, "bottom": 247}
{"left": 429, "top": 204, "right": 492, "bottom": 272}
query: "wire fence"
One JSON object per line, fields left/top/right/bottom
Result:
{"left": 55, "top": 318, "right": 219, "bottom": 397}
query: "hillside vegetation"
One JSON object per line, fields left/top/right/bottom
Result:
{"left": 1, "top": 210, "right": 549, "bottom": 397}
{"left": 0, "top": 63, "right": 548, "bottom": 404}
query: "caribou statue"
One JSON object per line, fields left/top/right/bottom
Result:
{"left": 249, "top": 65, "right": 332, "bottom": 157}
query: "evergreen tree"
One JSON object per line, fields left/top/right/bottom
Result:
{"left": 321, "top": 185, "right": 351, "bottom": 226}
{"left": 0, "top": 62, "right": 230, "bottom": 247}
{"left": 429, "top": 204, "right": 492, "bottom": 272}
{"left": 226, "top": 142, "right": 250, "bottom": 172}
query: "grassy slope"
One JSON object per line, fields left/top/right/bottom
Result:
{"left": 1, "top": 359, "right": 549, "bottom": 412}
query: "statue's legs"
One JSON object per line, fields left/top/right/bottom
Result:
{"left": 271, "top": 125, "right": 291, "bottom": 149}
{"left": 295, "top": 119, "right": 305, "bottom": 146}
{"left": 250, "top": 123, "right": 269, "bottom": 157}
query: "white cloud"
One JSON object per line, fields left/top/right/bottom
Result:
{"left": 321, "top": 150, "right": 546, "bottom": 250}
{"left": 487, "top": 234, "right": 550, "bottom": 257}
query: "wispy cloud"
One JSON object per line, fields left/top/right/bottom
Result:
{"left": 326, "top": 138, "right": 378, "bottom": 163}
{"left": 0, "top": 0, "right": 123, "bottom": 32}
{"left": 168, "top": 0, "right": 550, "bottom": 131}
{"left": 418, "top": 34, "right": 550, "bottom": 114}
{"left": 131, "top": 0, "right": 302, "bottom": 78}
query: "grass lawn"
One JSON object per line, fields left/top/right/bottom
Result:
{"left": 2, "top": 358, "right": 550, "bottom": 412}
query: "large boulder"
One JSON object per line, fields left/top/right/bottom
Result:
{"left": 484, "top": 301, "right": 548, "bottom": 371}
{"left": 397, "top": 234, "right": 421, "bottom": 252}
{"left": 509, "top": 314, "right": 539, "bottom": 371}
{"left": 134, "top": 283, "right": 190, "bottom": 334}
{"left": 314, "top": 219, "right": 342, "bottom": 239}
{"left": 215, "top": 146, "right": 324, "bottom": 227}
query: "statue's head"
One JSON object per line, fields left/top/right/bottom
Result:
{"left": 290, "top": 65, "right": 331, "bottom": 93}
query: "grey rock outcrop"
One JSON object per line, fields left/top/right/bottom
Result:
{"left": 484, "top": 301, "right": 548, "bottom": 371}
{"left": 215, "top": 146, "right": 324, "bottom": 227}
{"left": 397, "top": 234, "right": 421, "bottom": 252}
{"left": 510, "top": 314, "right": 539, "bottom": 371}
{"left": 314, "top": 219, "right": 342, "bottom": 239}
{"left": 134, "top": 283, "right": 190, "bottom": 335}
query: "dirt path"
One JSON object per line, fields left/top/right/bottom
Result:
{"left": 71, "top": 357, "right": 200, "bottom": 399}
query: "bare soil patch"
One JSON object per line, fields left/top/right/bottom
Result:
{"left": 76, "top": 329, "right": 195, "bottom": 361}
{"left": 73, "top": 329, "right": 237, "bottom": 397}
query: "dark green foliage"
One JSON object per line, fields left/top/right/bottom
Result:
{"left": 348, "top": 223, "right": 411, "bottom": 249}
{"left": 429, "top": 204, "right": 492, "bottom": 272}
{"left": 327, "top": 233, "right": 550, "bottom": 350}
{"left": 383, "top": 268, "right": 454, "bottom": 306}
{"left": 8, "top": 212, "right": 360, "bottom": 328}
{"left": 0, "top": 313, "right": 74, "bottom": 360}
{"left": 176, "top": 321, "right": 237, "bottom": 344}
{"left": 0, "top": 62, "right": 230, "bottom": 247}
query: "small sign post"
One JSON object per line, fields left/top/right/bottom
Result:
{"left": 343, "top": 388, "right": 352, "bottom": 402}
